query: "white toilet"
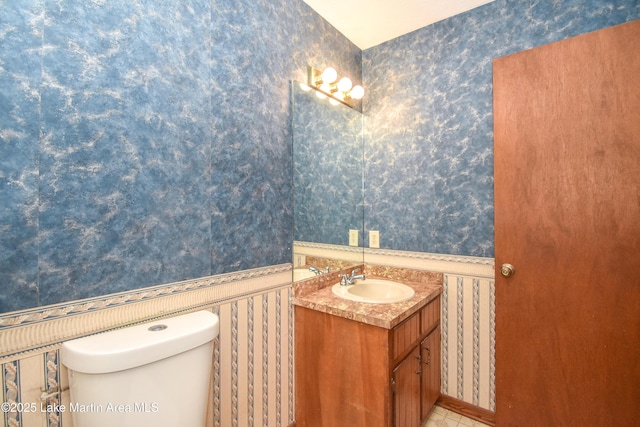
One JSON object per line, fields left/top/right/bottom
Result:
{"left": 61, "top": 310, "right": 219, "bottom": 427}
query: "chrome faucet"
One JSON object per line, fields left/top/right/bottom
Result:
{"left": 338, "top": 268, "right": 365, "bottom": 286}
{"left": 309, "top": 266, "right": 321, "bottom": 276}
{"left": 309, "top": 265, "right": 332, "bottom": 276}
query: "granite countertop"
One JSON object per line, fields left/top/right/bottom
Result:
{"left": 292, "top": 266, "right": 443, "bottom": 330}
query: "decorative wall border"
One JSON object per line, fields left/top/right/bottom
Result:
{"left": 0, "top": 264, "right": 291, "bottom": 331}
{"left": 0, "top": 264, "right": 292, "bottom": 362}
{"left": 364, "top": 247, "right": 494, "bottom": 279}
{"left": 293, "top": 241, "right": 363, "bottom": 255}
{"left": 292, "top": 241, "right": 364, "bottom": 267}
{"left": 294, "top": 241, "right": 494, "bottom": 278}
{"left": 364, "top": 248, "right": 494, "bottom": 266}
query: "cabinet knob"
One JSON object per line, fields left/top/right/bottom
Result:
{"left": 500, "top": 263, "right": 515, "bottom": 278}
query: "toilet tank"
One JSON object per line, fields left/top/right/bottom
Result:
{"left": 61, "top": 310, "right": 219, "bottom": 427}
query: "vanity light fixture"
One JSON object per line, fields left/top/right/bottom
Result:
{"left": 307, "top": 66, "right": 364, "bottom": 108}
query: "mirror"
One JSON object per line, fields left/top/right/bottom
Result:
{"left": 291, "top": 81, "right": 364, "bottom": 281}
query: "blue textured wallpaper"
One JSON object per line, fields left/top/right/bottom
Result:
{"left": 362, "top": 0, "right": 640, "bottom": 257}
{"left": 292, "top": 83, "right": 363, "bottom": 246}
{"left": 0, "top": 0, "right": 42, "bottom": 312}
{"left": 0, "top": 0, "right": 361, "bottom": 312}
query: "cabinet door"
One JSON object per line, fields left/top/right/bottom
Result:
{"left": 421, "top": 326, "right": 441, "bottom": 418}
{"left": 393, "top": 346, "right": 421, "bottom": 427}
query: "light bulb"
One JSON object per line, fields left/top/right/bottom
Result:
{"left": 299, "top": 83, "right": 311, "bottom": 91}
{"left": 315, "top": 89, "right": 327, "bottom": 99}
{"left": 319, "top": 83, "right": 331, "bottom": 94}
{"left": 329, "top": 98, "right": 340, "bottom": 106}
{"left": 337, "top": 77, "right": 352, "bottom": 92}
{"left": 350, "top": 85, "right": 365, "bottom": 100}
{"left": 321, "top": 67, "right": 338, "bottom": 84}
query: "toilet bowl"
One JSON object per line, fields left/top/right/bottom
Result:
{"left": 60, "top": 310, "right": 219, "bottom": 427}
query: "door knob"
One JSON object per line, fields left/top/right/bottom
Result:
{"left": 500, "top": 263, "right": 515, "bottom": 278}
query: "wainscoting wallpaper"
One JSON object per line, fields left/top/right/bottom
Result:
{"left": 0, "top": 266, "right": 293, "bottom": 427}
{"left": 0, "top": 0, "right": 361, "bottom": 312}
{"left": 362, "top": 0, "right": 640, "bottom": 257}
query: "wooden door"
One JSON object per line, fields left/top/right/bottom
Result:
{"left": 494, "top": 20, "right": 640, "bottom": 426}
{"left": 393, "top": 347, "right": 421, "bottom": 427}
{"left": 420, "top": 327, "right": 441, "bottom": 419}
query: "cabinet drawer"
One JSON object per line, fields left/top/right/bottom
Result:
{"left": 392, "top": 296, "right": 441, "bottom": 360}
{"left": 421, "top": 296, "right": 440, "bottom": 335}
{"left": 393, "top": 311, "right": 421, "bottom": 360}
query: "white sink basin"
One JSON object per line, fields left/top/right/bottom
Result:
{"left": 331, "top": 279, "right": 415, "bottom": 304}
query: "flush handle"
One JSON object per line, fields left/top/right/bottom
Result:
{"left": 500, "top": 263, "right": 515, "bottom": 278}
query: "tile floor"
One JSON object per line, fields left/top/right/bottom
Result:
{"left": 423, "top": 405, "right": 491, "bottom": 427}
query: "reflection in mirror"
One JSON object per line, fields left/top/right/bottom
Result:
{"left": 291, "top": 81, "right": 364, "bottom": 282}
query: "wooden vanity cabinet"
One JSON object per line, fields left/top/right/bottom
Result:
{"left": 295, "top": 295, "right": 441, "bottom": 427}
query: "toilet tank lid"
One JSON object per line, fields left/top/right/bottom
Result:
{"left": 60, "top": 310, "right": 219, "bottom": 374}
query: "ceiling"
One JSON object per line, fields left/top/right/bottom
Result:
{"left": 303, "top": 0, "right": 495, "bottom": 50}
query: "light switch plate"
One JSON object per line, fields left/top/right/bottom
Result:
{"left": 349, "top": 229, "right": 359, "bottom": 246}
{"left": 369, "top": 230, "right": 380, "bottom": 248}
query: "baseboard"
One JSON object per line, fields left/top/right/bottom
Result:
{"left": 437, "top": 395, "right": 496, "bottom": 426}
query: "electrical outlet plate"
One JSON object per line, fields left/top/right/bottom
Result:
{"left": 349, "top": 229, "right": 359, "bottom": 246}
{"left": 369, "top": 230, "right": 380, "bottom": 248}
